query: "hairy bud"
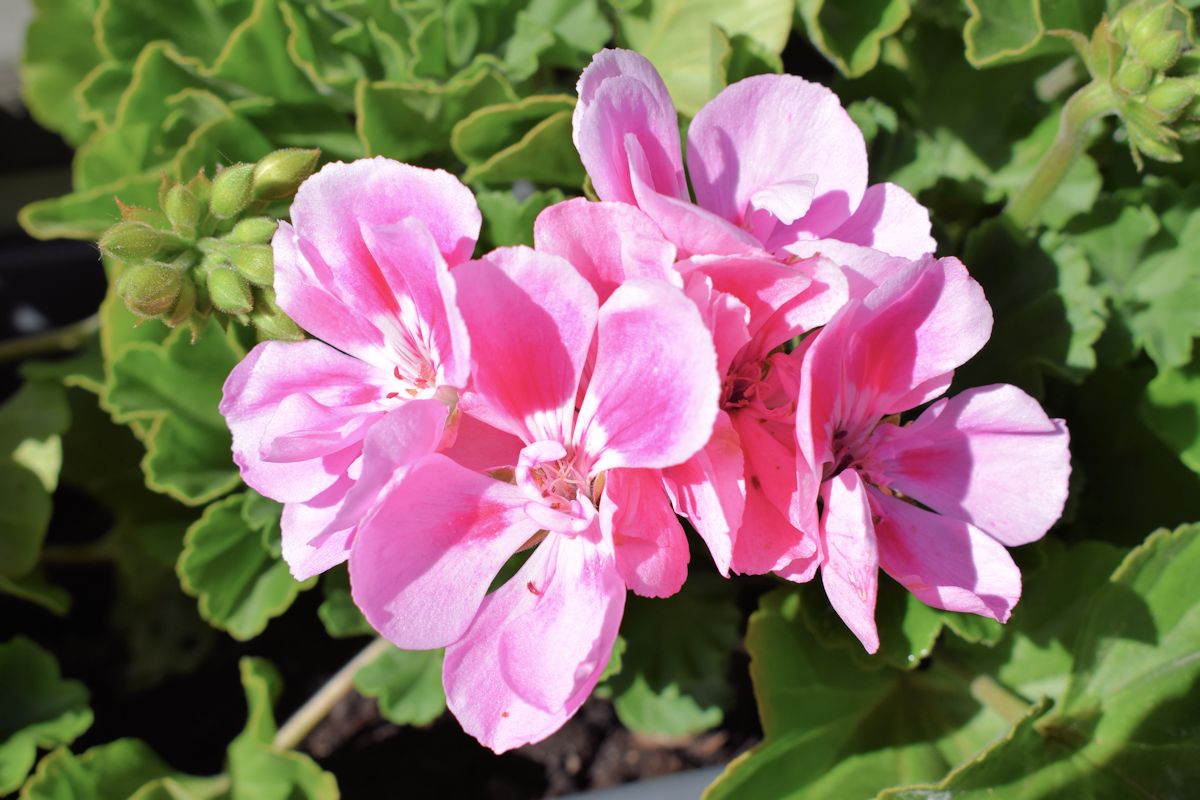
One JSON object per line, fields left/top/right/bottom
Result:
{"left": 232, "top": 244, "right": 275, "bottom": 287}
{"left": 228, "top": 217, "right": 278, "bottom": 245}
{"left": 252, "top": 149, "right": 320, "bottom": 201}
{"left": 100, "top": 221, "right": 171, "bottom": 261}
{"left": 118, "top": 263, "right": 183, "bottom": 317}
{"left": 164, "top": 184, "right": 202, "bottom": 238}
{"left": 208, "top": 266, "right": 254, "bottom": 314}
{"left": 210, "top": 164, "right": 255, "bottom": 219}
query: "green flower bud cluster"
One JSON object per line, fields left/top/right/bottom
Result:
{"left": 99, "top": 148, "right": 319, "bottom": 341}
{"left": 1103, "top": 1, "right": 1200, "bottom": 165}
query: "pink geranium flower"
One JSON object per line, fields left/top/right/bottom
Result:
{"left": 533, "top": 198, "right": 847, "bottom": 577}
{"left": 347, "top": 246, "right": 720, "bottom": 751}
{"left": 792, "top": 255, "right": 1071, "bottom": 652}
{"left": 219, "top": 158, "right": 477, "bottom": 580}
{"left": 572, "top": 49, "right": 936, "bottom": 259}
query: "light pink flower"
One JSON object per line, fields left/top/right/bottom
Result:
{"left": 219, "top": 157, "right": 478, "bottom": 580}
{"left": 572, "top": 49, "right": 935, "bottom": 259}
{"left": 792, "top": 255, "right": 1070, "bottom": 652}
{"left": 534, "top": 199, "right": 848, "bottom": 577}
{"left": 348, "top": 246, "right": 720, "bottom": 752}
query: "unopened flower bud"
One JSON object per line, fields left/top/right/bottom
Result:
{"left": 232, "top": 244, "right": 274, "bottom": 286}
{"left": 1116, "top": 60, "right": 1154, "bottom": 94}
{"left": 252, "top": 149, "right": 319, "bottom": 201}
{"left": 228, "top": 216, "right": 278, "bottom": 244}
{"left": 208, "top": 266, "right": 254, "bottom": 314}
{"left": 210, "top": 163, "right": 255, "bottom": 219}
{"left": 250, "top": 288, "right": 305, "bottom": 341}
{"left": 118, "top": 262, "right": 182, "bottom": 317}
{"left": 100, "top": 221, "right": 170, "bottom": 261}
{"left": 164, "top": 184, "right": 202, "bottom": 238}
{"left": 164, "top": 277, "right": 197, "bottom": 327}
{"left": 1147, "top": 78, "right": 1195, "bottom": 117}
{"left": 1130, "top": 3, "right": 1177, "bottom": 50}
{"left": 1137, "top": 29, "right": 1183, "bottom": 70}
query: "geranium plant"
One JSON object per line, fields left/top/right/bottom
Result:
{"left": 4, "top": 0, "right": 1199, "bottom": 797}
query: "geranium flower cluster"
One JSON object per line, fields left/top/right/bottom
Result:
{"left": 220, "top": 49, "right": 1070, "bottom": 752}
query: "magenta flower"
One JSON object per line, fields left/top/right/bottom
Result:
{"left": 219, "top": 158, "right": 477, "bottom": 580}
{"left": 347, "top": 246, "right": 720, "bottom": 751}
{"left": 792, "top": 255, "right": 1071, "bottom": 652}
{"left": 572, "top": 49, "right": 935, "bottom": 259}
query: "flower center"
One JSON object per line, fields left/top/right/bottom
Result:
{"left": 385, "top": 362, "right": 439, "bottom": 400}
{"left": 721, "top": 359, "right": 769, "bottom": 410}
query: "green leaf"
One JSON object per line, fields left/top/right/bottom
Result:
{"left": 227, "top": 658, "right": 339, "bottom": 799}
{"left": 607, "top": 574, "right": 740, "bottom": 738}
{"left": 1064, "top": 183, "right": 1200, "bottom": 371}
{"left": 955, "top": 218, "right": 1106, "bottom": 393}
{"left": 96, "top": 0, "right": 254, "bottom": 63}
{"left": 317, "top": 566, "right": 373, "bottom": 639}
{"left": 19, "top": 739, "right": 176, "bottom": 800}
{"left": 21, "top": 0, "right": 103, "bottom": 145}
{"left": 797, "top": 0, "right": 911, "bottom": 78}
{"left": 104, "top": 319, "right": 243, "bottom": 505}
{"left": 476, "top": 187, "right": 567, "bottom": 249}
{"left": 616, "top": 0, "right": 794, "bottom": 116}
{"left": 702, "top": 588, "right": 1012, "bottom": 800}
{"left": 356, "top": 56, "right": 517, "bottom": 164}
{"left": 0, "top": 638, "right": 92, "bottom": 794}
{"left": 178, "top": 493, "right": 312, "bottom": 641}
{"left": 354, "top": 647, "right": 446, "bottom": 726}
{"left": 453, "top": 95, "right": 584, "bottom": 187}
{"left": 1142, "top": 358, "right": 1200, "bottom": 475}
{"left": 961, "top": 0, "right": 1102, "bottom": 68}
{"left": 882, "top": 524, "right": 1200, "bottom": 797}
{"left": 18, "top": 173, "right": 161, "bottom": 242}
{"left": 0, "top": 463, "right": 53, "bottom": 582}
{"left": 0, "top": 572, "right": 72, "bottom": 616}
{"left": 502, "top": 0, "right": 612, "bottom": 80}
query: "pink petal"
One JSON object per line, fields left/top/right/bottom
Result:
{"left": 866, "top": 384, "right": 1070, "bottom": 547}
{"left": 871, "top": 488, "right": 1021, "bottom": 622}
{"left": 730, "top": 483, "right": 816, "bottom": 575}
{"left": 533, "top": 198, "right": 678, "bottom": 303}
{"left": 575, "top": 279, "right": 719, "bottom": 472}
{"left": 573, "top": 49, "right": 687, "bottom": 204}
{"left": 684, "top": 253, "right": 848, "bottom": 354}
{"left": 819, "top": 470, "right": 880, "bottom": 653}
{"left": 829, "top": 183, "right": 936, "bottom": 259}
{"left": 359, "top": 218, "right": 471, "bottom": 389}
{"left": 687, "top": 74, "right": 867, "bottom": 247}
{"left": 601, "top": 468, "right": 689, "bottom": 598}
{"left": 273, "top": 222, "right": 389, "bottom": 366}
{"left": 732, "top": 408, "right": 800, "bottom": 523}
{"left": 795, "top": 256, "right": 993, "bottom": 480}
{"left": 220, "top": 340, "right": 382, "bottom": 503}
{"left": 348, "top": 454, "right": 540, "bottom": 648}
{"left": 661, "top": 411, "right": 745, "bottom": 576}
{"left": 442, "top": 411, "right": 525, "bottom": 474}
{"left": 680, "top": 272, "right": 751, "bottom": 378}
{"left": 280, "top": 472, "right": 357, "bottom": 580}
{"left": 259, "top": 394, "right": 381, "bottom": 463}
{"left": 454, "top": 247, "right": 598, "bottom": 445}
{"left": 444, "top": 535, "right": 625, "bottom": 753}
{"left": 625, "top": 135, "right": 760, "bottom": 257}
{"left": 323, "top": 399, "right": 450, "bottom": 535}
{"left": 290, "top": 158, "right": 480, "bottom": 270}
{"left": 784, "top": 239, "right": 913, "bottom": 300}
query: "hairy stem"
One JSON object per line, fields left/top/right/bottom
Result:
{"left": 0, "top": 313, "right": 99, "bottom": 363}
{"left": 969, "top": 673, "right": 1034, "bottom": 726}
{"left": 273, "top": 636, "right": 392, "bottom": 753}
{"left": 1005, "top": 80, "right": 1116, "bottom": 230}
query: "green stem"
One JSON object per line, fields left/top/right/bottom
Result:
{"left": 0, "top": 313, "right": 99, "bottom": 363}
{"left": 40, "top": 539, "right": 115, "bottom": 565}
{"left": 1005, "top": 80, "right": 1116, "bottom": 230}
{"left": 968, "top": 673, "right": 1034, "bottom": 726}
{"left": 272, "top": 637, "right": 391, "bottom": 753}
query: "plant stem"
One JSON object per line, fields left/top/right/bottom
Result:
{"left": 1005, "top": 80, "right": 1116, "bottom": 230}
{"left": 40, "top": 539, "right": 115, "bottom": 565}
{"left": 0, "top": 313, "right": 100, "bottom": 363}
{"left": 969, "top": 673, "right": 1034, "bottom": 726}
{"left": 273, "top": 636, "right": 392, "bottom": 753}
